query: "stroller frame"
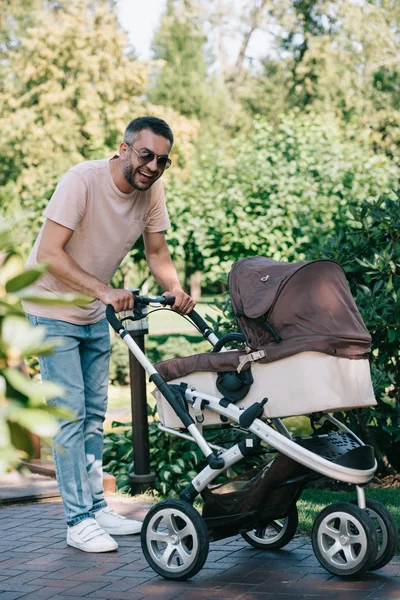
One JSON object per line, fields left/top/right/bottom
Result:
{"left": 106, "top": 293, "right": 397, "bottom": 581}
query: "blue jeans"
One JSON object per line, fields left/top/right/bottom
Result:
{"left": 26, "top": 315, "right": 110, "bottom": 526}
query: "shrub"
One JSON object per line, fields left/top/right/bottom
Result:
{"left": 103, "top": 407, "right": 265, "bottom": 496}
{"left": 109, "top": 333, "right": 209, "bottom": 386}
{"left": 313, "top": 193, "right": 399, "bottom": 473}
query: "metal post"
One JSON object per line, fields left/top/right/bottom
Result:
{"left": 124, "top": 311, "right": 156, "bottom": 495}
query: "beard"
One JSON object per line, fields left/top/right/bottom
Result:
{"left": 122, "top": 156, "right": 156, "bottom": 191}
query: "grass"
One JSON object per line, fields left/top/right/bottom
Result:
{"left": 298, "top": 487, "right": 400, "bottom": 552}
{"left": 147, "top": 297, "right": 220, "bottom": 335}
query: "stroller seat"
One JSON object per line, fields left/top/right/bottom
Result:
{"left": 154, "top": 258, "right": 376, "bottom": 428}
{"left": 154, "top": 350, "right": 376, "bottom": 427}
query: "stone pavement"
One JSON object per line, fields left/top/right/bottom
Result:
{"left": 0, "top": 496, "right": 399, "bottom": 600}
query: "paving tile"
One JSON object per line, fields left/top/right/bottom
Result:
{"left": 0, "top": 497, "right": 399, "bottom": 600}
{"left": 24, "top": 589, "right": 77, "bottom": 600}
{"left": 0, "top": 583, "right": 42, "bottom": 593}
{"left": 57, "top": 582, "right": 111, "bottom": 596}
{"left": 0, "top": 593, "right": 30, "bottom": 600}
{"left": 86, "top": 592, "right": 145, "bottom": 600}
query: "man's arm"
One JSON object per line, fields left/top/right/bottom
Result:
{"left": 143, "top": 231, "right": 195, "bottom": 314}
{"left": 37, "top": 219, "right": 134, "bottom": 312}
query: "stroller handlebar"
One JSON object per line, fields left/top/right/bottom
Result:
{"left": 105, "top": 294, "right": 175, "bottom": 332}
{"left": 105, "top": 293, "right": 212, "bottom": 337}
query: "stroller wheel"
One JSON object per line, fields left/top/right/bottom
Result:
{"left": 241, "top": 504, "right": 298, "bottom": 550}
{"left": 141, "top": 499, "right": 209, "bottom": 580}
{"left": 312, "top": 502, "right": 378, "bottom": 577}
{"left": 351, "top": 499, "right": 398, "bottom": 571}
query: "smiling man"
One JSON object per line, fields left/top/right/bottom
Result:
{"left": 23, "top": 117, "right": 195, "bottom": 553}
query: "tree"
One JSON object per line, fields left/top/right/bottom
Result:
{"left": 0, "top": 0, "right": 199, "bottom": 276}
{"left": 0, "top": 1, "right": 146, "bottom": 231}
{"left": 148, "top": 0, "right": 210, "bottom": 120}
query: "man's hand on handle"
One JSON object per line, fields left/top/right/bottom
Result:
{"left": 100, "top": 289, "right": 134, "bottom": 313}
{"left": 164, "top": 289, "right": 196, "bottom": 314}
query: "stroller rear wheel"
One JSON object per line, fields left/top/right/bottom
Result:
{"left": 312, "top": 502, "right": 378, "bottom": 577}
{"left": 141, "top": 499, "right": 209, "bottom": 580}
{"left": 351, "top": 499, "right": 398, "bottom": 571}
{"left": 241, "top": 504, "right": 298, "bottom": 550}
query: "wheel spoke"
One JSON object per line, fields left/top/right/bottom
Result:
{"left": 343, "top": 544, "right": 358, "bottom": 564}
{"left": 326, "top": 541, "right": 342, "bottom": 560}
{"left": 159, "top": 543, "right": 176, "bottom": 567}
{"left": 175, "top": 543, "right": 193, "bottom": 568}
{"left": 178, "top": 524, "right": 196, "bottom": 540}
{"left": 348, "top": 533, "right": 363, "bottom": 546}
{"left": 255, "top": 528, "right": 266, "bottom": 538}
{"left": 320, "top": 522, "right": 340, "bottom": 541}
{"left": 150, "top": 531, "right": 169, "bottom": 543}
{"left": 164, "top": 514, "right": 175, "bottom": 535}
{"left": 270, "top": 520, "right": 284, "bottom": 534}
{"left": 340, "top": 518, "right": 351, "bottom": 537}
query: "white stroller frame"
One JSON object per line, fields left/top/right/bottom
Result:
{"left": 106, "top": 294, "right": 397, "bottom": 581}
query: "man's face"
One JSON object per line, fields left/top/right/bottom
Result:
{"left": 122, "top": 129, "right": 171, "bottom": 192}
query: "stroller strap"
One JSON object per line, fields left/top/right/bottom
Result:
{"left": 237, "top": 350, "right": 266, "bottom": 373}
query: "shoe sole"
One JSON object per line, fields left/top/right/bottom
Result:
{"left": 67, "top": 539, "right": 118, "bottom": 553}
{"left": 100, "top": 527, "right": 142, "bottom": 535}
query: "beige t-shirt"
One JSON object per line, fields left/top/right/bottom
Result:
{"left": 22, "top": 158, "right": 170, "bottom": 324}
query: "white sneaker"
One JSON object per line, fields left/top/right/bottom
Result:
{"left": 67, "top": 518, "right": 118, "bottom": 553}
{"left": 95, "top": 507, "right": 142, "bottom": 535}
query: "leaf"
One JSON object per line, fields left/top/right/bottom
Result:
{"left": 1, "top": 315, "right": 46, "bottom": 351}
{"left": 5, "top": 266, "right": 47, "bottom": 293}
{"left": 15, "top": 291, "right": 93, "bottom": 305}
{"left": 8, "top": 408, "right": 60, "bottom": 437}
{"left": 3, "top": 368, "right": 65, "bottom": 399}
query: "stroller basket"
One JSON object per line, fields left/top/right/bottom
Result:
{"left": 202, "top": 454, "right": 312, "bottom": 532}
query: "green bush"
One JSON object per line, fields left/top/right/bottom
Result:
{"left": 312, "top": 193, "right": 399, "bottom": 473}
{"left": 103, "top": 408, "right": 265, "bottom": 495}
{"left": 166, "top": 113, "right": 398, "bottom": 288}
{"left": 109, "top": 333, "right": 209, "bottom": 386}
{"left": 197, "top": 192, "right": 400, "bottom": 475}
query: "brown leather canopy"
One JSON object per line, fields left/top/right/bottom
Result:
{"left": 155, "top": 258, "right": 371, "bottom": 382}
{"left": 230, "top": 257, "right": 371, "bottom": 358}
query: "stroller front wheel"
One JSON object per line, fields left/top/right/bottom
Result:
{"left": 350, "top": 499, "right": 398, "bottom": 571}
{"left": 141, "top": 499, "right": 209, "bottom": 581}
{"left": 312, "top": 502, "right": 378, "bottom": 577}
{"left": 241, "top": 504, "right": 298, "bottom": 550}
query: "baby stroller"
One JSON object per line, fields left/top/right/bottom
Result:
{"left": 106, "top": 257, "right": 398, "bottom": 581}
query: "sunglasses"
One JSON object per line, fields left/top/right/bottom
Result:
{"left": 127, "top": 144, "right": 172, "bottom": 170}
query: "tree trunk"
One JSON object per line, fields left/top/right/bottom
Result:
{"left": 231, "top": 0, "right": 269, "bottom": 100}
{"left": 190, "top": 271, "right": 202, "bottom": 301}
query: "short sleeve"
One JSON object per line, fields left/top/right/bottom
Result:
{"left": 44, "top": 169, "right": 88, "bottom": 231}
{"left": 144, "top": 180, "right": 171, "bottom": 233}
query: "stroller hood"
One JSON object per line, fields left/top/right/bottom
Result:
{"left": 229, "top": 257, "right": 371, "bottom": 359}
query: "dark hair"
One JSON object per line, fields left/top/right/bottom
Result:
{"left": 123, "top": 117, "right": 174, "bottom": 148}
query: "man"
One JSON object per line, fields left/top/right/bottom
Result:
{"left": 23, "top": 117, "right": 195, "bottom": 553}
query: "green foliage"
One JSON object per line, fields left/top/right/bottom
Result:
{"left": 312, "top": 193, "right": 400, "bottom": 472}
{"left": 149, "top": 0, "right": 209, "bottom": 120}
{"left": 166, "top": 113, "right": 398, "bottom": 287}
{"left": 109, "top": 333, "right": 209, "bottom": 386}
{"left": 0, "top": 0, "right": 199, "bottom": 255}
{"left": 0, "top": 220, "right": 73, "bottom": 471}
{"left": 103, "top": 411, "right": 264, "bottom": 496}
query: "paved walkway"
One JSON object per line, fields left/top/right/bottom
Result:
{"left": 0, "top": 496, "right": 399, "bottom": 600}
